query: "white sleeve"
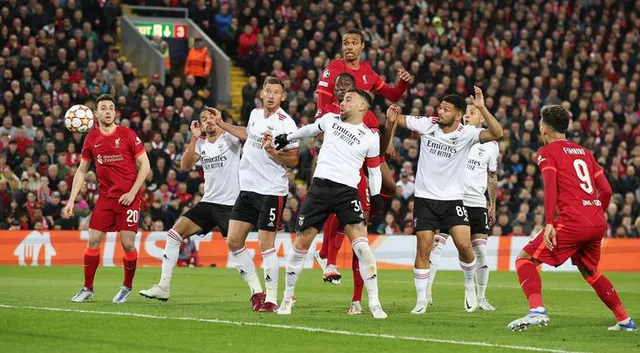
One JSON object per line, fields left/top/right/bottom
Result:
{"left": 405, "top": 115, "right": 436, "bottom": 135}
{"left": 286, "top": 122, "right": 322, "bottom": 141}
{"left": 366, "top": 133, "right": 382, "bottom": 196}
{"left": 223, "top": 132, "right": 242, "bottom": 147}
{"left": 280, "top": 118, "right": 300, "bottom": 150}
{"left": 463, "top": 125, "right": 482, "bottom": 146}
{"left": 194, "top": 139, "right": 203, "bottom": 167}
{"left": 488, "top": 142, "right": 498, "bottom": 172}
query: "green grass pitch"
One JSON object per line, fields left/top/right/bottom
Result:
{"left": 0, "top": 266, "right": 638, "bottom": 353}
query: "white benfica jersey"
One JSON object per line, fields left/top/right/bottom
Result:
{"left": 463, "top": 141, "right": 499, "bottom": 208}
{"left": 195, "top": 132, "right": 242, "bottom": 205}
{"left": 405, "top": 116, "right": 482, "bottom": 200}
{"left": 240, "top": 108, "right": 299, "bottom": 196}
{"left": 314, "top": 113, "right": 379, "bottom": 188}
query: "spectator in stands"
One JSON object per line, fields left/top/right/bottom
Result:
{"left": 184, "top": 37, "right": 212, "bottom": 89}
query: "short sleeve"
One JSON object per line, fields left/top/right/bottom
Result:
{"left": 365, "top": 132, "right": 381, "bottom": 167}
{"left": 81, "top": 133, "right": 93, "bottom": 161}
{"left": 536, "top": 148, "right": 557, "bottom": 173}
{"left": 129, "top": 129, "right": 145, "bottom": 158}
{"left": 405, "top": 115, "right": 437, "bottom": 135}
{"left": 317, "top": 62, "right": 338, "bottom": 96}
{"left": 282, "top": 118, "right": 299, "bottom": 150}
{"left": 223, "top": 132, "right": 242, "bottom": 148}
{"left": 488, "top": 142, "right": 499, "bottom": 172}
{"left": 194, "top": 138, "right": 203, "bottom": 156}
{"left": 462, "top": 125, "right": 481, "bottom": 146}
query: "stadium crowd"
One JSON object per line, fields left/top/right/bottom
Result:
{"left": 0, "top": 0, "right": 639, "bottom": 239}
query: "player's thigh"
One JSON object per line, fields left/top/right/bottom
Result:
{"left": 257, "top": 229, "right": 277, "bottom": 251}
{"left": 523, "top": 225, "right": 580, "bottom": 267}
{"left": 466, "top": 207, "right": 489, "bottom": 240}
{"left": 87, "top": 228, "right": 107, "bottom": 248}
{"left": 89, "top": 197, "right": 117, "bottom": 234}
{"left": 415, "top": 230, "right": 435, "bottom": 256}
{"left": 413, "top": 198, "right": 441, "bottom": 233}
{"left": 440, "top": 200, "right": 470, "bottom": 232}
{"left": 333, "top": 185, "right": 365, "bottom": 230}
{"left": 180, "top": 202, "right": 217, "bottom": 236}
{"left": 119, "top": 230, "right": 137, "bottom": 252}
{"left": 297, "top": 181, "right": 332, "bottom": 233}
{"left": 229, "top": 192, "right": 260, "bottom": 230}
{"left": 256, "top": 193, "right": 287, "bottom": 232}
{"left": 226, "top": 219, "right": 254, "bottom": 250}
{"left": 211, "top": 204, "right": 234, "bottom": 238}
{"left": 449, "top": 224, "right": 473, "bottom": 250}
{"left": 571, "top": 227, "right": 606, "bottom": 273}
{"left": 115, "top": 198, "right": 142, "bottom": 233}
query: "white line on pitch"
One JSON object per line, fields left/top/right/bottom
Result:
{"left": 384, "top": 280, "right": 640, "bottom": 294}
{"left": 0, "top": 304, "right": 588, "bottom": 353}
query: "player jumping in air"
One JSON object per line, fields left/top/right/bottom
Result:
{"left": 64, "top": 94, "right": 151, "bottom": 304}
{"left": 313, "top": 72, "right": 379, "bottom": 314}
{"left": 385, "top": 87, "right": 503, "bottom": 314}
{"left": 314, "top": 28, "right": 410, "bottom": 284}
{"left": 217, "top": 77, "right": 299, "bottom": 313}
{"left": 274, "top": 89, "right": 387, "bottom": 319}
{"left": 508, "top": 105, "right": 636, "bottom": 332}
{"left": 139, "top": 108, "right": 241, "bottom": 301}
{"left": 425, "top": 100, "right": 500, "bottom": 311}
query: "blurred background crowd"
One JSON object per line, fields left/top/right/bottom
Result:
{"left": 0, "top": 0, "right": 638, "bottom": 239}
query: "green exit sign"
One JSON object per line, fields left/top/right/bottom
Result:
{"left": 135, "top": 23, "right": 188, "bottom": 39}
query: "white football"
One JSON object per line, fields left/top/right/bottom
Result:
{"left": 64, "top": 105, "right": 95, "bottom": 133}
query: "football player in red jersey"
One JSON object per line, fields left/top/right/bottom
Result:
{"left": 63, "top": 94, "right": 151, "bottom": 304}
{"left": 508, "top": 105, "right": 636, "bottom": 332}
{"left": 314, "top": 30, "right": 410, "bottom": 291}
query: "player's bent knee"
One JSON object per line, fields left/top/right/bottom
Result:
{"left": 226, "top": 236, "right": 245, "bottom": 252}
{"left": 173, "top": 217, "right": 200, "bottom": 238}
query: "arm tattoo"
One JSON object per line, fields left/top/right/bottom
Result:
{"left": 487, "top": 171, "right": 498, "bottom": 208}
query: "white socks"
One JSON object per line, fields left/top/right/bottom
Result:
{"left": 159, "top": 229, "right": 182, "bottom": 289}
{"left": 230, "top": 247, "right": 263, "bottom": 295}
{"left": 284, "top": 246, "right": 307, "bottom": 300}
{"left": 425, "top": 234, "right": 448, "bottom": 298}
{"left": 262, "top": 248, "right": 279, "bottom": 304}
{"left": 460, "top": 259, "right": 477, "bottom": 291}
{"left": 472, "top": 238, "right": 489, "bottom": 299}
{"left": 352, "top": 237, "right": 380, "bottom": 308}
{"left": 413, "top": 268, "right": 430, "bottom": 303}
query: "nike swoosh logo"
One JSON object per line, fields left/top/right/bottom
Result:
{"left": 465, "top": 299, "right": 472, "bottom": 310}
{"left": 520, "top": 278, "right": 530, "bottom": 287}
{"left": 94, "top": 144, "right": 101, "bottom": 148}
{"left": 126, "top": 267, "right": 136, "bottom": 270}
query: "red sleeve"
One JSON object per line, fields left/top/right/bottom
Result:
{"left": 374, "top": 79, "right": 408, "bottom": 102}
{"left": 537, "top": 149, "right": 558, "bottom": 224}
{"left": 129, "top": 129, "right": 144, "bottom": 158}
{"left": 315, "top": 62, "right": 338, "bottom": 110}
{"left": 81, "top": 132, "right": 93, "bottom": 161}
{"left": 591, "top": 154, "right": 612, "bottom": 211}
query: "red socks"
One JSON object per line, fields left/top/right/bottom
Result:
{"left": 84, "top": 248, "right": 101, "bottom": 291}
{"left": 323, "top": 214, "right": 342, "bottom": 266}
{"left": 351, "top": 253, "right": 364, "bottom": 302}
{"left": 122, "top": 249, "right": 138, "bottom": 289}
{"left": 319, "top": 215, "right": 336, "bottom": 259}
{"left": 515, "top": 258, "right": 544, "bottom": 309}
{"left": 587, "top": 271, "right": 629, "bottom": 321}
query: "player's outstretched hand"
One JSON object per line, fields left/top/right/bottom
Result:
{"left": 262, "top": 131, "right": 274, "bottom": 151}
{"left": 386, "top": 104, "right": 400, "bottom": 123}
{"left": 386, "top": 142, "right": 397, "bottom": 158}
{"left": 274, "top": 133, "right": 290, "bottom": 150}
{"left": 190, "top": 120, "right": 202, "bottom": 139}
{"left": 397, "top": 68, "right": 412, "bottom": 83}
{"left": 469, "top": 86, "right": 485, "bottom": 109}
{"left": 61, "top": 203, "right": 74, "bottom": 219}
{"left": 119, "top": 191, "right": 136, "bottom": 206}
{"left": 543, "top": 224, "right": 557, "bottom": 251}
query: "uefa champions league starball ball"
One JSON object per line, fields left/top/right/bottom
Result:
{"left": 64, "top": 104, "right": 95, "bottom": 133}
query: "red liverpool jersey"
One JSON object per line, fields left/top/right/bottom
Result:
{"left": 81, "top": 126, "right": 145, "bottom": 199}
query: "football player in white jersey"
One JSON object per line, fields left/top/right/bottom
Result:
{"left": 272, "top": 89, "right": 387, "bottom": 319}
{"left": 139, "top": 108, "right": 241, "bottom": 301}
{"left": 424, "top": 97, "right": 500, "bottom": 311}
{"left": 385, "top": 86, "right": 503, "bottom": 314}
{"left": 214, "top": 77, "right": 300, "bottom": 313}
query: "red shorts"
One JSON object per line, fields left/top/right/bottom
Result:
{"left": 89, "top": 197, "right": 141, "bottom": 233}
{"left": 523, "top": 223, "right": 606, "bottom": 272}
{"left": 357, "top": 174, "right": 370, "bottom": 212}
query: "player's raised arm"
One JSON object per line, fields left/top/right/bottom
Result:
{"left": 207, "top": 107, "right": 248, "bottom": 142}
{"left": 181, "top": 120, "right": 202, "bottom": 171}
{"left": 373, "top": 68, "right": 411, "bottom": 102}
{"left": 62, "top": 157, "right": 90, "bottom": 218}
{"left": 469, "top": 86, "right": 503, "bottom": 143}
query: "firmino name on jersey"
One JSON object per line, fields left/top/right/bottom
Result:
{"left": 247, "top": 133, "right": 264, "bottom": 149}
{"left": 201, "top": 155, "right": 228, "bottom": 170}
{"left": 331, "top": 122, "right": 361, "bottom": 146}
{"left": 466, "top": 159, "right": 482, "bottom": 170}
{"left": 426, "top": 139, "right": 458, "bottom": 158}
{"left": 563, "top": 147, "right": 585, "bottom": 155}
